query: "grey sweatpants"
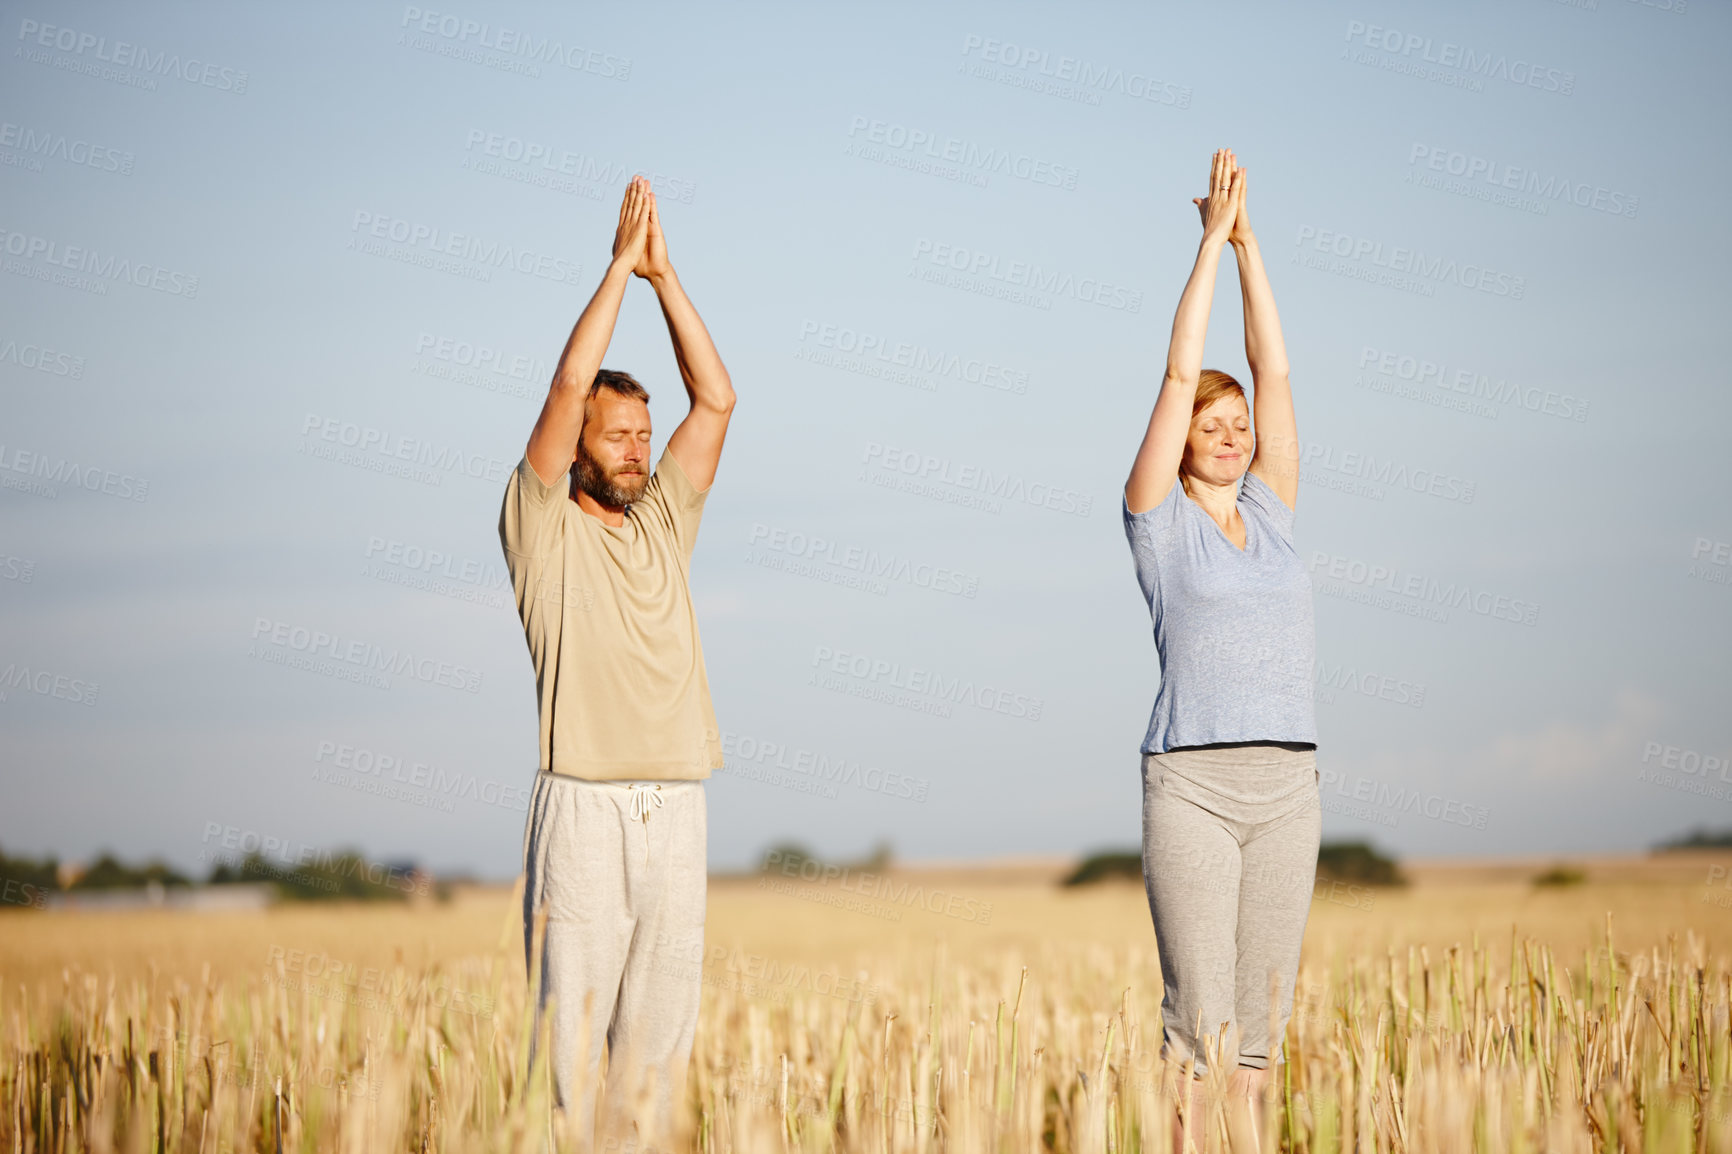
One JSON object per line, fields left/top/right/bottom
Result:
{"left": 521, "top": 770, "right": 707, "bottom": 1134}
{"left": 1140, "top": 743, "right": 1320, "bottom": 1072}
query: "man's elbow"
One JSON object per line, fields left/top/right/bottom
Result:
{"left": 699, "top": 383, "right": 737, "bottom": 415}
{"left": 546, "top": 374, "right": 590, "bottom": 405}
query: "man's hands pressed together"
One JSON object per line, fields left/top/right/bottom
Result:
{"left": 614, "top": 176, "right": 653, "bottom": 276}
{"left": 634, "top": 185, "right": 671, "bottom": 283}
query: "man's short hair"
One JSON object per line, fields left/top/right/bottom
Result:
{"left": 591, "top": 369, "right": 650, "bottom": 404}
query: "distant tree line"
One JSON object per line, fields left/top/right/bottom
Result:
{"left": 0, "top": 844, "right": 433, "bottom": 907}
{"left": 1654, "top": 828, "right": 1732, "bottom": 850}
{"left": 757, "top": 842, "right": 894, "bottom": 874}
{"left": 1062, "top": 841, "right": 1408, "bottom": 887}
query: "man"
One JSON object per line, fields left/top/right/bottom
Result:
{"left": 498, "top": 174, "right": 734, "bottom": 1140}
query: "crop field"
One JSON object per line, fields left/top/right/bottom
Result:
{"left": 4, "top": 856, "right": 1732, "bottom": 1153}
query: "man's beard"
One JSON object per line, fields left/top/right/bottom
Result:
{"left": 572, "top": 441, "right": 649, "bottom": 507}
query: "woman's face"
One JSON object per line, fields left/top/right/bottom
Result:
{"left": 1182, "top": 394, "right": 1253, "bottom": 487}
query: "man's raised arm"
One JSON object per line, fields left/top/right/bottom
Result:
{"left": 638, "top": 190, "right": 735, "bottom": 492}
{"left": 525, "top": 177, "right": 654, "bottom": 487}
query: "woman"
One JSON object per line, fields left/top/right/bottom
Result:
{"left": 1123, "top": 149, "right": 1319, "bottom": 1141}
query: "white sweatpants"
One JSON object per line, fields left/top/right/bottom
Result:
{"left": 520, "top": 770, "right": 707, "bottom": 1136}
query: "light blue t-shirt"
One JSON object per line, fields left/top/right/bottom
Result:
{"left": 1122, "top": 471, "right": 1317, "bottom": 753}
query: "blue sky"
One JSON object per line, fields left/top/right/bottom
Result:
{"left": 3, "top": 0, "right": 1728, "bottom": 877}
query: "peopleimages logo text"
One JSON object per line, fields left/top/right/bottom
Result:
{"left": 958, "top": 35, "right": 1192, "bottom": 107}
{"left": 0, "top": 662, "right": 99, "bottom": 706}
{"left": 250, "top": 617, "right": 483, "bottom": 693}
{"left": 314, "top": 741, "right": 530, "bottom": 812}
{"left": 349, "top": 212, "right": 582, "bottom": 285}
{"left": 0, "top": 121, "right": 134, "bottom": 174}
{"left": 1309, "top": 551, "right": 1539, "bottom": 626}
{"left": 798, "top": 320, "right": 1027, "bottom": 395}
{"left": 398, "top": 7, "right": 630, "bottom": 78}
{"left": 0, "top": 444, "right": 149, "bottom": 500}
{"left": 300, "top": 415, "right": 513, "bottom": 484}
{"left": 862, "top": 442, "right": 1092, "bottom": 517}
{"left": 1642, "top": 741, "right": 1731, "bottom": 782}
{"left": 910, "top": 239, "right": 1142, "bottom": 313}
{"left": 0, "top": 337, "right": 85, "bottom": 379}
{"left": 1294, "top": 226, "right": 1524, "bottom": 299}
{"left": 1357, "top": 347, "right": 1589, "bottom": 422}
{"left": 16, "top": 18, "right": 250, "bottom": 92}
{"left": 811, "top": 645, "right": 1043, "bottom": 721}
{"left": 846, "top": 116, "right": 1079, "bottom": 189}
{"left": 1407, "top": 145, "right": 1636, "bottom": 218}
{"left": 721, "top": 731, "right": 930, "bottom": 802}
{"left": 748, "top": 523, "right": 978, "bottom": 598}
{"left": 1343, "top": 21, "right": 1574, "bottom": 94}
{"left": 0, "top": 228, "right": 199, "bottom": 297}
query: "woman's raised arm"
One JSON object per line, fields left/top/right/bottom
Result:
{"left": 1233, "top": 169, "right": 1299, "bottom": 510}
{"left": 1125, "top": 149, "right": 1243, "bottom": 514}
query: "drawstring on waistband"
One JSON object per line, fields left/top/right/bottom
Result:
{"left": 626, "top": 783, "right": 664, "bottom": 822}
{"left": 621, "top": 783, "right": 663, "bottom": 861}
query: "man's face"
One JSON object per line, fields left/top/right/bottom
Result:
{"left": 572, "top": 390, "right": 652, "bottom": 507}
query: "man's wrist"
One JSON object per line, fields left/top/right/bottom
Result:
{"left": 647, "top": 266, "right": 679, "bottom": 292}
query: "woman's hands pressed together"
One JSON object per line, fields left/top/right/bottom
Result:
{"left": 1193, "top": 148, "right": 1244, "bottom": 246}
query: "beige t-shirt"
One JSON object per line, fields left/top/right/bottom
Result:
{"left": 498, "top": 446, "right": 720, "bottom": 781}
